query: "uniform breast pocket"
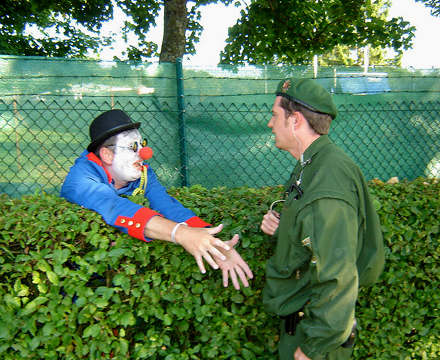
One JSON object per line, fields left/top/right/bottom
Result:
{"left": 277, "top": 201, "right": 314, "bottom": 279}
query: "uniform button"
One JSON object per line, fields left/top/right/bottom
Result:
{"left": 298, "top": 312, "right": 304, "bottom": 317}
{"left": 128, "top": 221, "right": 133, "bottom": 226}
{"left": 120, "top": 219, "right": 126, "bottom": 224}
{"left": 135, "top": 223, "right": 141, "bottom": 228}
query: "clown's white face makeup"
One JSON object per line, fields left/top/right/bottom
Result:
{"left": 109, "top": 129, "right": 143, "bottom": 187}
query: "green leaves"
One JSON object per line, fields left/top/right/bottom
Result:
{"left": 220, "top": 0, "right": 416, "bottom": 65}
{"left": 1, "top": 181, "right": 439, "bottom": 358}
{"left": 355, "top": 177, "right": 440, "bottom": 359}
{"left": 0, "top": 0, "right": 113, "bottom": 58}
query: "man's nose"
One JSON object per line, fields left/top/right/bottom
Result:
{"left": 268, "top": 118, "right": 274, "bottom": 128}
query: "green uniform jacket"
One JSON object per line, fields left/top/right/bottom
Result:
{"left": 263, "top": 135, "right": 385, "bottom": 359}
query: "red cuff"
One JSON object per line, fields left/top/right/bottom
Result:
{"left": 115, "top": 207, "right": 162, "bottom": 241}
{"left": 185, "top": 216, "right": 211, "bottom": 228}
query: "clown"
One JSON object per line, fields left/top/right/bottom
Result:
{"left": 61, "top": 109, "right": 252, "bottom": 290}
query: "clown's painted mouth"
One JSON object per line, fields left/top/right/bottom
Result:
{"left": 133, "top": 161, "right": 143, "bottom": 171}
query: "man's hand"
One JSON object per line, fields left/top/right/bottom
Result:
{"left": 294, "top": 347, "right": 311, "bottom": 360}
{"left": 260, "top": 210, "right": 280, "bottom": 236}
{"left": 213, "top": 234, "right": 253, "bottom": 290}
{"left": 144, "top": 218, "right": 231, "bottom": 274}
{"left": 175, "top": 223, "right": 232, "bottom": 274}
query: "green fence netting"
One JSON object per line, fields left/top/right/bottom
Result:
{"left": 1, "top": 55, "right": 439, "bottom": 197}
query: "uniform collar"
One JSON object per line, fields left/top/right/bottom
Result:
{"left": 300, "top": 135, "right": 331, "bottom": 164}
{"left": 292, "top": 135, "right": 331, "bottom": 187}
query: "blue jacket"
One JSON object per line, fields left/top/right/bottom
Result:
{"left": 60, "top": 151, "right": 210, "bottom": 241}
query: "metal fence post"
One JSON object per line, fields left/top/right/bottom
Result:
{"left": 176, "top": 58, "right": 189, "bottom": 187}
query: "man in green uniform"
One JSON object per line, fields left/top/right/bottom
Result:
{"left": 261, "top": 78, "right": 385, "bottom": 360}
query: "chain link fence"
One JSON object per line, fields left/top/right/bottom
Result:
{"left": 1, "top": 55, "right": 439, "bottom": 197}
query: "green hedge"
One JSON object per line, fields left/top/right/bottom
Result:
{"left": 0, "top": 179, "right": 439, "bottom": 359}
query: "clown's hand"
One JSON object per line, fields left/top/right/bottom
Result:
{"left": 213, "top": 234, "right": 253, "bottom": 290}
{"left": 175, "top": 224, "right": 231, "bottom": 274}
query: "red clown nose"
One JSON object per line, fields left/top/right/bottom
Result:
{"left": 139, "top": 146, "right": 153, "bottom": 160}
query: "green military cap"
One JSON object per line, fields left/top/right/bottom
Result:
{"left": 275, "top": 78, "right": 338, "bottom": 119}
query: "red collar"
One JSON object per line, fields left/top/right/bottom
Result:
{"left": 87, "top": 152, "right": 113, "bottom": 183}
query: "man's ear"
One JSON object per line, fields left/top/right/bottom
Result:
{"left": 289, "top": 111, "right": 301, "bottom": 129}
{"left": 292, "top": 111, "right": 307, "bottom": 128}
{"left": 99, "top": 147, "right": 114, "bottom": 165}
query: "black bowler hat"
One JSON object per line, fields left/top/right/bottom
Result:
{"left": 87, "top": 109, "right": 141, "bottom": 152}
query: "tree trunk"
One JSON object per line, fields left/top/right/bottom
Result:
{"left": 159, "top": 0, "right": 188, "bottom": 63}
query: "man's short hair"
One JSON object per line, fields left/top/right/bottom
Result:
{"left": 279, "top": 96, "right": 332, "bottom": 135}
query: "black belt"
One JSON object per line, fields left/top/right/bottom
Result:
{"left": 283, "top": 310, "right": 305, "bottom": 336}
{"left": 341, "top": 319, "right": 357, "bottom": 348}
{"left": 283, "top": 311, "right": 357, "bottom": 348}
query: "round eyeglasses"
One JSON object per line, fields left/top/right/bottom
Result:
{"left": 107, "top": 138, "right": 148, "bottom": 153}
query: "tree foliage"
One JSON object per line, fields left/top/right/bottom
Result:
{"left": 0, "top": 0, "right": 227, "bottom": 62}
{"left": 318, "top": 44, "right": 403, "bottom": 67}
{"left": 220, "top": 0, "right": 416, "bottom": 65}
{"left": 0, "top": 0, "right": 113, "bottom": 58}
{"left": 0, "top": 0, "right": 416, "bottom": 65}
{"left": 416, "top": 0, "right": 440, "bottom": 16}
{"left": 318, "top": 1, "right": 406, "bottom": 67}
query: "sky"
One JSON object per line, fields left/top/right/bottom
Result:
{"left": 101, "top": 0, "right": 440, "bottom": 69}
{"left": 387, "top": 0, "right": 440, "bottom": 68}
